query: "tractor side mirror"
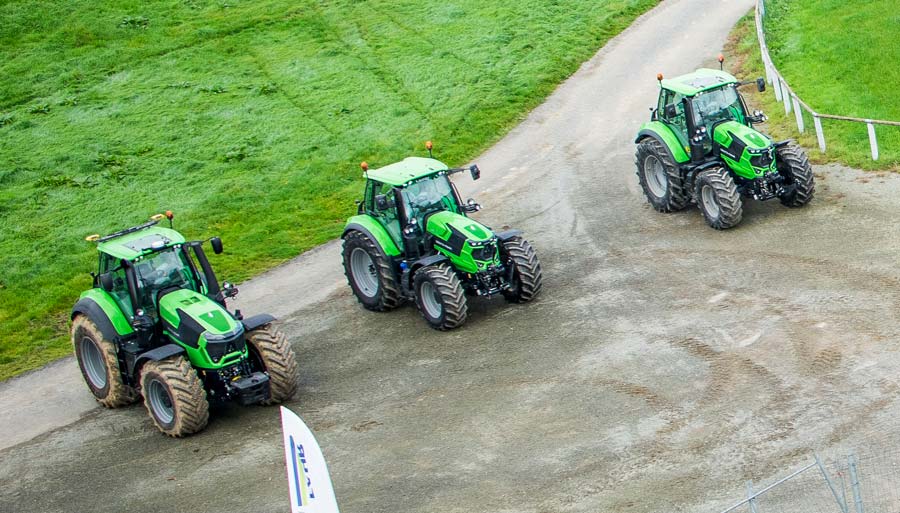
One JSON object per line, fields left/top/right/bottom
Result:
{"left": 375, "top": 194, "right": 390, "bottom": 211}
{"left": 664, "top": 104, "right": 677, "bottom": 119}
{"left": 756, "top": 77, "right": 766, "bottom": 92}
{"left": 99, "top": 272, "right": 114, "bottom": 292}
{"left": 210, "top": 236, "right": 223, "bottom": 255}
{"left": 469, "top": 165, "right": 481, "bottom": 181}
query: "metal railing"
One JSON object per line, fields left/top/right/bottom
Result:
{"left": 755, "top": 0, "right": 900, "bottom": 160}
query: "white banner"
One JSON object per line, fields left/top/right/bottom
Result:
{"left": 280, "top": 406, "right": 340, "bottom": 513}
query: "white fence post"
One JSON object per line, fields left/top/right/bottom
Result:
{"left": 813, "top": 115, "right": 826, "bottom": 152}
{"left": 773, "top": 75, "right": 782, "bottom": 101}
{"left": 867, "top": 121, "right": 879, "bottom": 160}
{"left": 793, "top": 98, "right": 804, "bottom": 132}
{"left": 782, "top": 84, "right": 792, "bottom": 114}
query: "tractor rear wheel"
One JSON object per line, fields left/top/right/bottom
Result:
{"left": 342, "top": 230, "right": 402, "bottom": 311}
{"left": 635, "top": 138, "right": 689, "bottom": 212}
{"left": 776, "top": 142, "right": 815, "bottom": 207}
{"left": 695, "top": 167, "right": 743, "bottom": 230}
{"left": 413, "top": 263, "right": 467, "bottom": 330}
{"left": 140, "top": 356, "right": 209, "bottom": 437}
{"left": 247, "top": 324, "right": 298, "bottom": 404}
{"left": 501, "top": 237, "right": 543, "bottom": 303}
{"left": 71, "top": 315, "right": 137, "bottom": 408}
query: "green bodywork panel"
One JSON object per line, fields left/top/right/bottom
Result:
{"left": 364, "top": 157, "right": 449, "bottom": 187}
{"left": 661, "top": 68, "right": 738, "bottom": 97}
{"left": 638, "top": 121, "right": 690, "bottom": 163}
{"left": 713, "top": 120, "right": 776, "bottom": 179}
{"left": 159, "top": 289, "right": 246, "bottom": 369}
{"left": 345, "top": 215, "right": 402, "bottom": 256}
{"left": 97, "top": 226, "right": 185, "bottom": 261}
{"left": 426, "top": 211, "right": 500, "bottom": 274}
{"left": 78, "top": 288, "right": 135, "bottom": 336}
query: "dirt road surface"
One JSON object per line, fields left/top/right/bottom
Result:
{"left": 5, "top": 0, "right": 900, "bottom": 512}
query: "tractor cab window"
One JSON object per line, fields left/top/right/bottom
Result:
{"left": 99, "top": 254, "right": 133, "bottom": 317}
{"left": 401, "top": 174, "right": 458, "bottom": 227}
{"left": 368, "top": 180, "right": 403, "bottom": 246}
{"left": 691, "top": 85, "right": 745, "bottom": 133}
{"left": 133, "top": 249, "right": 194, "bottom": 317}
{"left": 659, "top": 89, "right": 688, "bottom": 146}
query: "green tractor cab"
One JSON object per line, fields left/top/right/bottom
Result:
{"left": 72, "top": 212, "right": 298, "bottom": 437}
{"left": 342, "top": 142, "right": 543, "bottom": 330}
{"left": 634, "top": 61, "right": 814, "bottom": 229}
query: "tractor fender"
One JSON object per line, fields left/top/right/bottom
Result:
{"left": 494, "top": 229, "right": 523, "bottom": 242}
{"left": 72, "top": 295, "right": 132, "bottom": 341}
{"left": 407, "top": 254, "right": 450, "bottom": 289}
{"left": 343, "top": 216, "right": 402, "bottom": 257}
{"left": 635, "top": 122, "right": 691, "bottom": 163}
{"left": 774, "top": 140, "right": 792, "bottom": 148}
{"left": 132, "top": 344, "right": 186, "bottom": 377}
{"left": 242, "top": 313, "right": 276, "bottom": 332}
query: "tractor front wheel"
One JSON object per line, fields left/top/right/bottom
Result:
{"left": 413, "top": 263, "right": 467, "bottom": 330}
{"left": 342, "top": 230, "right": 402, "bottom": 311}
{"left": 635, "top": 138, "right": 689, "bottom": 212}
{"left": 695, "top": 167, "right": 743, "bottom": 230}
{"left": 776, "top": 142, "right": 815, "bottom": 207}
{"left": 72, "top": 315, "right": 137, "bottom": 408}
{"left": 501, "top": 237, "right": 543, "bottom": 303}
{"left": 247, "top": 324, "right": 298, "bottom": 404}
{"left": 140, "top": 356, "right": 209, "bottom": 437}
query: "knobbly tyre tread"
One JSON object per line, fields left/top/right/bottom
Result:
{"left": 501, "top": 237, "right": 543, "bottom": 303}
{"left": 635, "top": 137, "right": 690, "bottom": 212}
{"left": 415, "top": 263, "right": 468, "bottom": 330}
{"left": 246, "top": 324, "right": 299, "bottom": 404}
{"left": 776, "top": 142, "right": 815, "bottom": 207}
{"left": 696, "top": 166, "right": 743, "bottom": 230}
{"left": 71, "top": 315, "right": 138, "bottom": 408}
{"left": 140, "top": 356, "right": 209, "bottom": 437}
{"left": 342, "top": 230, "right": 402, "bottom": 311}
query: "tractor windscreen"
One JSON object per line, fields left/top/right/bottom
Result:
{"left": 691, "top": 85, "right": 745, "bottom": 131}
{"left": 134, "top": 248, "right": 196, "bottom": 314}
{"left": 402, "top": 174, "right": 459, "bottom": 225}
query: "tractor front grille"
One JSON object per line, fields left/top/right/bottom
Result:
{"left": 750, "top": 148, "right": 775, "bottom": 169}
{"left": 470, "top": 240, "right": 498, "bottom": 261}
{"left": 204, "top": 326, "right": 246, "bottom": 363}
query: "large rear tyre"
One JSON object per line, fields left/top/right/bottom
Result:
{"left": 342, "top": 230, "right": 402, "bottom": 311}
{"left": 635, "top": 138, "right": 689, "bottom": 212}
{"left": 695, "top": 167, "right": 743, "bottom": 230}
{"left": 247, "top": 324, "right": 298, "bottom": 405}
{"left": 71, "top": 315, "right": 137, "bottom": 408}
{"left": 413, "top": 263, "right": 467, "bottom": 330}
{"left": 776, "top": 142, "right": 815, "bottom": 207}
{"left": 501, "top": 237, "right": 543, "bottom": 303}
{"left": 140, "top": 356, "right": 209, "bottom": 437}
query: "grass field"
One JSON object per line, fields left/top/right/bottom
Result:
{"left": 729, "top": 0, "right": 900, "bottom": 171}
{"left": 0, "top": 0, "right": 660, "bottom": 379}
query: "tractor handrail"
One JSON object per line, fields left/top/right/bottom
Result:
{"left": 755, "top": 0, "right": 900, "bottom": 159}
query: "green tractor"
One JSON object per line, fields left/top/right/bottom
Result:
{"left": 71, "top": 212, "right": 298, "bottom": 437}
{"left": 341, "top": 142, "right": 542, "bottom": 330}
{"left": 634, "top": 61, "right": 814, "bottom": 229}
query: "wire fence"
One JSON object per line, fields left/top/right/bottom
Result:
{"left": 755, "top": 0, "right": 900, "bottom": 160}
{"left": 714, "top": 448, "right": 900, "bottom": 513}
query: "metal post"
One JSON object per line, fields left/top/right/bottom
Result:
{"left": 746, "top": 481, "right": 759, "bottom": 513}
{"left": 816, "top": 454, "right": 849, "bottom": 513}
{"left": 866, "top": 122, "right": 879, "bottom": 160}
{"left": 760, "top": 0, "right": 765, "bottom": 18}
{"left": 783, "top": 84, "right": 792, "bottom": 114}
{"left": 793, "top": 98, "right": 804, "bottom": 132}
{"left": 814, "top": 115, "right": 826, "bottom": 152}
{"left": 848, "top": 454, "right": 865, "bottom": 513}
{"left": 773, "top": 75, "right": 782, "bottom": 102}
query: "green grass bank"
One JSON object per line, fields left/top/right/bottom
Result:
{"left": 0, "top": 0, "right": 659, "bottom": 379}
{"left": 728, "top": 0, "right": 900, "bottom": 171}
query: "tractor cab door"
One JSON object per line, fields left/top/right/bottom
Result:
{"left": 658, "top": 89, "right": 690, "bottom": 150}
{"left": 99, "top": 254, "right": 135, "bottom": 318}
{"left": 365, "top": 180, "right": 403, "bottom": 248}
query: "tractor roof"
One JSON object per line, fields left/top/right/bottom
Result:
{"left": 661, "top": 68, "right": 738, "bottom": 96}
{"left": 365, "top": 157, "right": 449, "bottom": 187}
{"left": 97, "top": 226, "right": 185, "bottom": 260}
